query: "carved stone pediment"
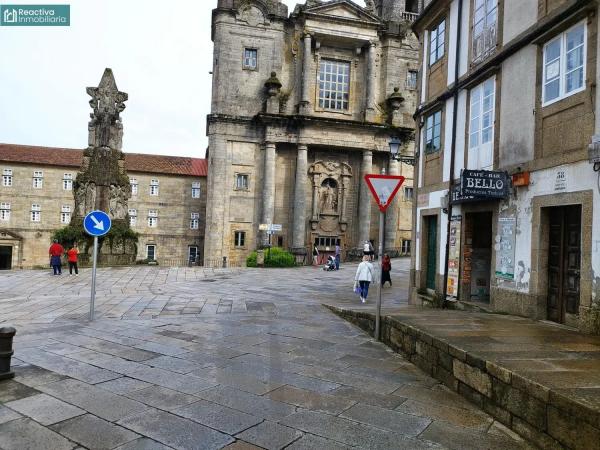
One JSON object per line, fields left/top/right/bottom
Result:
{"left": 236, "top": 1, "right": 270, "bottom": 26}
{"left": 303, "top": 0, "right": 381, "bottom": 24}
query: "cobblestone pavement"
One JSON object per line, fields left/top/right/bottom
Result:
{"left": 0, "top": 260, "right": 530, "bottom": 449}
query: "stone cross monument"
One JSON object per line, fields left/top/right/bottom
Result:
{"left": 72, "top": 68, "right": 137, "bottom": 264}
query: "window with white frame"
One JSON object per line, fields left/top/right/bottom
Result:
{"left": 190, "top": 212, "right": 199, "bottom": 230}
{"left": 146, "top": 244, "right": 156, "bottom": 261}
{"left": 429, "top": 19, "right": 446, "bottom": 65}
{"left": 472, "top": 0, "right": 498, "bottom": 64}
{"left": 147, "top": 209, "right": 158, "bottom": 227}
{"left": 0, "top": 203, "right": 10, "bottom": 221}
{"left": 318, "top": 59, "right": 350, "bottom": 110}
{"left": 235, "top": 174, "right": 249, "bottom": 190}
{"left": 469, "top": 77, "right": 495, "bottom": 170}
{"left": 404, "top": 186, "right": 414, "bottom": 201}
{"left": 234, "top": 231, "right": 246, "bottom": 247}
{"left": 60, "top": 205, "right": 71, "bottom": 224}
{"left": 425, "top": 110, "right": 442, "bottom": 154}
{"left": 543, "top": 21, "right": 586, "bottom": 106}
{"left": 243, "top": 48, "right": 258, "bottom": 70}
{"left": 191, "top": 181, "right": 201, "bottom": 198}
{"left": 32, "top": 170, "right": 43, "bottom": 189}
{"left": 130, "top": 177, "right": 138, "bottom": 196}
{"left": 149, "top": 179, "right": 159, "bottom": 196}
{"left": 63, "top": 173, "right": 73, "bottom": 190}
{"left": 31, "top": 204, "right": 41, "bottom": 222}
{"left": 2, "top": 169, "right": 12, "bottom": 187}
{"left": 128, "top": 209, "right": 137, "bottom": 227}
{"left": 406, "top": 70, "right": 418, "bottom": 90}
{"left": 402, "top": 239, "right": 412, "bottom": 254}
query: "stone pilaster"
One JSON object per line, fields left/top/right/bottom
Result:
{"left": 385, "top": 158, "right": 400, "bottom": 252}
{"left": 292, "top": 144, "right": 308, "bottom": 251}
{"left": 300, "top": 33, "right": 312, "bottom": 115}
{"left": 365, "top": 42, "right": 377, "bottom": 122}
{"left": 358, "top": 150, "right": 373, "bottom": 245}
{"left": 261, "top": 142, "right": 276, "bottom": 241}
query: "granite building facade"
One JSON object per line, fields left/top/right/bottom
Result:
{"left": 205, "top": 0, "right": 421, "bottom": 264}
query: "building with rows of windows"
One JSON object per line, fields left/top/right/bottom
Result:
{"left": 205, "top": 0, "right": 421, "bottom": 264}
{"left": 0, "top": 144, "right": 207, "bottom": 269}
{"left": 410, "top": 0, "right": 600, "bottom": 334}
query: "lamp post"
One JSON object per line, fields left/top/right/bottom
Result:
{"left": 389, "top": 136, "right": 416, "bottom": 166}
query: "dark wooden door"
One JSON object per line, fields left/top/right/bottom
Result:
{"left": 0, "top": 246, "right": 11, "bottom": 270}
{"left": 547, "top": 205, "right": 581, "bottom": 323}
{"left": 426, "top": 216, "right": 437, "bottom": 290}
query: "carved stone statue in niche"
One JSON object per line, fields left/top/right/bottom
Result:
{"left": 320, "top": 178, "right": 338, "bottom": 213}
{"left": 308, "top": 160, "right": 353, "bottom": 233}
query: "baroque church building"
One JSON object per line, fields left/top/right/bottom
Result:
{"left": 205, "top": 0, "right": 420, "bottom": 264}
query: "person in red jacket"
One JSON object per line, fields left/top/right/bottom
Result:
{"left": 67, "top": 243, "right": 79, "bottom": 275}
{"left": 48, "top": 239, "right": 64, "bottom": 275}
{"left": 381, "top": 254, "right": 392, "bottom": 287}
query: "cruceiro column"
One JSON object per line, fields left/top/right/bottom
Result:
{"left": 261, "top": 142, "right": 276, "bottom": 241}
{"left": 292, "top": 144, "right": 308, "bottom": 251}
{"left": 385, "top": 158, "right": 400, "bottom": 251}
{"left": 365, "top": 41, "right": 377, "bottom": 122}
{"left": 358, "top": 150, "right": 373, "bottom": 244}
{"left": 300, "top": 33, "right": 312, "bottom": 114}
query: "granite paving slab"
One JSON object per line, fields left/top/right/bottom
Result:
{"left": 0, "top": 406, "right": 22, "bottom": 425}
{"left": 13, "top": 364, "right": 68, "bottom": 387}
{"left": 284, "top": 433, "right": 353, "bottom": 450}
{"left": 51, "top": 414, "right": 140, "bottom": 450}
{"left": 339, "top": 402, "right": 431, "bottom": 437}
{"left": 0, "top": 418, "right": 76, "bottom": 450}
{"left": 5, "top": 393, "right": 85, "bottom": 426}
{"left": 235, "top": 420, "right": 302, "bottom": 450}
{"left": 0, "top": 379, "right": 41, "bottom": 403}
{"left": 265, "top": 385, "right": 356, "bottom": 415}
{"left": 95, "top": 377, "right": 153, "bottom": 395}
{"left": 126, "top": 386, "right": 199, "bottom": 411}
{"left": 173, "top": 399, "right": 262, "bottom": 435}
{"left": 328, "top": 385, "right": 408, "bottom": 410}
{"left": 114, "top": 437, "right": 173, "bottom": 450}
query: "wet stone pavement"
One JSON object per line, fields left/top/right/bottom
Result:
{"left": 0, "top": 260, "right": 530, "bottom": 449}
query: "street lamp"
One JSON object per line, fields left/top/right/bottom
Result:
{"left": 388, "top": 136, "right": 415, "bottom": 166}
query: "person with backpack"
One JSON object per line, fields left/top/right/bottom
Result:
{"left": 354, "top": 255, "right": 374, "bottom": 304}
{"left": 48, "top": 239, "right": 64, "bottom": 276}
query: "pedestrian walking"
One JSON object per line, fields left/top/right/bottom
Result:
{"left": 67, "top": 243, "right": 79, "bottom": 275}
{"left": 381, "top": 254, "right": 392, "bottom": 287}
{"left": 48, "top": 239, "right": 64, "bottom": 276}
{"left": 312, "top": 243, "right": 319, "bottom": 267}
{"left": 354, "top": 255, "right": 374, "bottom": 303}
{"left": 334, "top": 243, "right": 341, "bottom": 270}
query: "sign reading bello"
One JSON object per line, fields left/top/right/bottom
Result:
{"left": 461, "top": 170, "right": 509, "bottom": 199}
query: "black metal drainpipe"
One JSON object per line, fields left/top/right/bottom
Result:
{"left": 442, "top": 0, "right": 463, "bottom": 302}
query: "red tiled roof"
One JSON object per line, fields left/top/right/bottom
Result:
{"left": 0, "top": 143, "right": 207, "bottom": 177}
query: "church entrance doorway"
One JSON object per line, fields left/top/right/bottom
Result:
{"left": 0, "top": 246, "right": 12, "bottom": 270}
{"left": 314, "top": 235, "right": 341, "bottom": 265}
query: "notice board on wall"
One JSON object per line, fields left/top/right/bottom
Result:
{"left": 495, "top": 217, "right": 516, "bottom": 280}
{"left": 447, "top": 215, "right": 462, "bottom": 299}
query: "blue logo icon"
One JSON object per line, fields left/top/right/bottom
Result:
{"left": 83, "top": 210, "right": 112, "bottom": 237}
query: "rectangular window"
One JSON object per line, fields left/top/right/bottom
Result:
{"left": 60, "top": 205, "right": 71, "bottom": 224}
{"left": 130, "top": 178, "right": 138, "bottom": 196}
{"left": 189, "top": 246, "right": 198, "bottom": 262}
{"left": 243, "top": 48, "right": 258, "bottom": 70}
{"left": 402, "top": 240, "right": 412, "bottom": 254}
{"left": 148, "top": 209, "right": 158, "bottom": 227}
{"left": 235, "top": 174, "right": 249, "bottom": 190}
{"left": 425, "top": 110, "right": 442, "bottom": 154}
{"left": 32, "top": 170, "right": 43, "bottom": 189}
{"left": 2, "top": 169, "right": 12, "bottom": 187}
{"left": 404, "top": 186, "right": 414, "bottom": 201}
{"left": 128, "top": 209, "right": 137, "bottom": 227}
{"left": 543, "top": 22, "right": 586, "bottom": 106}
{"left": 234, "top": 231, "right": 246, "bottom": 247}
{"left": 190, "top": 212, "right": 199, "bottom": 230}
{"left": 63, "top": 173, "right": 73, "bottom": 190}
{"left": 31, "top": 204, "right": 41, "bottom": 222}
{"left": 149, "top": 179, "right": 159, "bottom": 196}
{"left": 191, "top": 181, "right": 201, "bottom": 198}
{"left": 469, "top": 77, "right": 495, "bottom": 169}
{"left": 472, "top": 0, "right": 498, "bottom": 64}
{"left": 0, "top": 203, "right": 10, "bottom": 221}
{"left": 146, "top": 244, "right": 156, "bottom": 261}
{"left": 318, "top": 59, "right": 350, "bottom": 110}
{"left": 429, "top": 19, "right": 446, "bottom": 65}
{"left": 406, "top": 70, "right": 418, "bottom": 90}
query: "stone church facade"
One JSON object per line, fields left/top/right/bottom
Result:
{"left": 205, "top": 0, "right": 420, "bottom": 264}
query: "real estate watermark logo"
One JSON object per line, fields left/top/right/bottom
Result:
{"left": 0, "top": 4, "right": 69, "bottom": 26}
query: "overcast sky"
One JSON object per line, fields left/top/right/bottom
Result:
{"left": 0, "top": 0, "right": 365, "bottom": 158}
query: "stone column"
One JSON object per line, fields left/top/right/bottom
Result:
{"left": 261, "top": 142, "right": 276, "bottom": 231}
{"left": 385, "top": 158, "right": 400, "bottom": 252}
{"left": 300, "top": 33, "right": 312, "bottom": 114}
{"left": 292, "top": 144, "right": 308, "bottom": 250}
{"left": 365, "top": 41, "right": 377, "bottom": 122}
{"left": 358, "top": 150, "right": 373, "bottom": 245}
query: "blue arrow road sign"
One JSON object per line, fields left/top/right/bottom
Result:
{"left": 83, "top": 210, "right": 112, "bottom": 237}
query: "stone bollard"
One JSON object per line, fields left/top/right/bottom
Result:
{"left": 0, "top": 327, "right": 16, "bottom": 380}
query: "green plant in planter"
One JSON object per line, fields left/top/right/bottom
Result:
{"left": 246, "top": 247, "right": 296, "bottom": 268}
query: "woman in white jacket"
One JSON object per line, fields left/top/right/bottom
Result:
{"left": 354, "top": 255, "right": 374, "bottom": 303}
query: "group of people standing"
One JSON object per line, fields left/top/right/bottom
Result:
{"left": 48, "top": 240, "right": 80, "bottom": 276}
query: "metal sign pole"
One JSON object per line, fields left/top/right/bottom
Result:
{"left": 376, "top": 210, "right": 385, "bottom": 341}
{"left": 90, "top": 236, "right": 98, "bottom": 321}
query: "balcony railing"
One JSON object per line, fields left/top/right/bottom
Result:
{"left": 400, "top": 11, "right": 419, "bottom": 22}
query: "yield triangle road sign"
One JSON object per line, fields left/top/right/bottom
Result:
{"left": 364, "top": 174, "right": 405, "bottom": 212}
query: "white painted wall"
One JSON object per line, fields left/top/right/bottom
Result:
{"left": 458, "top": 0, "right": 471, "bottom": 78}
{"left": 442, "top": 97, "right": 454, "bottom": 182}
{"left": 502, "top": 0, "right": 538, "bottom": 44}
{"left": 447, "top": 0, "right": 458, "bottom": 86}
{"left": 454, "top": 90, "right": 467, "bottom": 179}
{"left": 420, "top": 30, "right": 429, "bottom": 105}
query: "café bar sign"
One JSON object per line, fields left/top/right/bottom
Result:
{"left": 460, "top": 169, "right": 509, "bottom": 199}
